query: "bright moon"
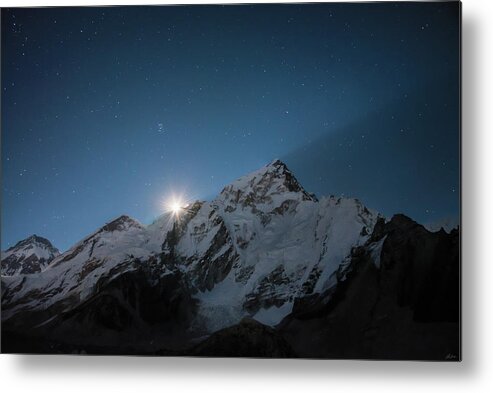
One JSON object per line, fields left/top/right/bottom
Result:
{"left": 170, "top": 201, "right": 182, "bottom": 215}
{"left": 164, "top": 195, "right": 187, "bottom": 217}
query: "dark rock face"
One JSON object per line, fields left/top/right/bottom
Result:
{"left": 187, "top": 219, "right": 236, "bottom": 291}
{"left": 1, "top": 253, "right": 44, "bottom": 275}
{"left": 374, "top": 215, "right": 460, "bottom": 323}
{"left": 1, "top": 235, "right": 59, "bottom": 276}
{"left": 190, "top": 318, "right": 295, "bottom": 358}
{"left": 280, "top": 215, "right": 460, "bottom": 360}
{"left": 243, "top": 265, "right": 304, "bottom": 313}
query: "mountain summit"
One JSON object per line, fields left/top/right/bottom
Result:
{"left": 1, "top": 235, "right": 60, "bottom": 276}
{"left": 215, "top": 159, "right": 316, "bottom": 214}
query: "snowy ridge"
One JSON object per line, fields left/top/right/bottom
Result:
{"left": 2, "top": 215, "right": 166, "bottom": 320}
{"left": 2, "top": 160, "right": 382, "bottom": 334}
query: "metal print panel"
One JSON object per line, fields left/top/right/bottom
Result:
{"left": 1, "top": 1, "right": 461, "bottom": 360}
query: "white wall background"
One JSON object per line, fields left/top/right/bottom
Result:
{"left": 1, "top": 0, "right": 491, "bottom": 392}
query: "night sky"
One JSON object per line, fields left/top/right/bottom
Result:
{"left": 1, "top": 3, "right": 460, "bottom": 251}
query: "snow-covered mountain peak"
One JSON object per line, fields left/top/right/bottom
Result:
{"left": 1, "top": 234, "right": 60, "bottom": 276}
{"left": 56, "top": 215, "right": 144, "bottom": 256}
{"left": 214, "top": 160, "right": 316, "bottom": 214}
{"left": 8, "top": 234, "right": 58, "bottom": 253}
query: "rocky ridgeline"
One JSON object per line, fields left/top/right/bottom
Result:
{"left": 1, "top": 160, "right": 460, "bottom": 359}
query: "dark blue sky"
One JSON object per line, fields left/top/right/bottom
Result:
{"left": 1, "top": 3, "right": 460, "bottom": 251}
